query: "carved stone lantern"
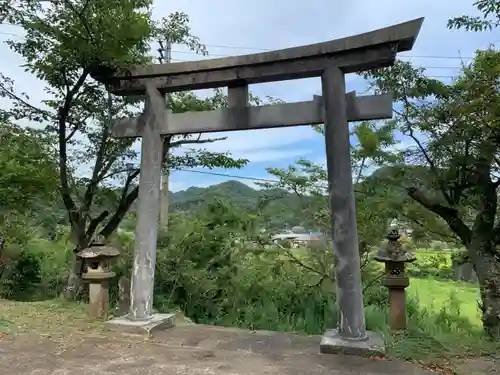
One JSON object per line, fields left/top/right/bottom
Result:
{"left": 374, "top": 226, "right": 416, "bottom": 330}
{"left": 77, "top": 238, "right": 120, "bottom": 320}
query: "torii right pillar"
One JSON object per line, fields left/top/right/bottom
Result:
{"left": 319, "top": 66, "right": 385, "bottom": 356}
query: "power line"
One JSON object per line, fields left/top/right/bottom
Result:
{"left": 168, "top": 56, "right": 459, "bottom": 79}
{"left": 0, "top": 25, "right": 480, "bottom": 61}
{"left": 171, "top": 54, "right": 460, "bottom": 69}
{"left": 171, "top": 49, "right": 467, "bottom": 69}
{"left": 176, "top": 46, "right": 476, "bottom": 61}
{"left": 0, "top": 30, "right": 462, "bottom": 77}
{"left": 176, "top": 168, "right": 278, "bottom": 184}
{"left": 0, "top": 27, "right": 479, "bottom": 81}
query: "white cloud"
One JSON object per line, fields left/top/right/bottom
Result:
{"left": 0, "top": 0, "right": 494, "bottom": 193}
{"left": 233, "top": 149, "right": 311, "bottom": 163}
{"left": 170, "top": 126, "right": 319, "bottom": 163}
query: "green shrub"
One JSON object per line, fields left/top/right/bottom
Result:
{"left": 408, "top": 252, "right": 453, "bottom": 280}
{"left": 0, "top": 247, "right": 42, "bottom": 299}
{"left": 1, "top": 201, "right": 485, "bottom": 351}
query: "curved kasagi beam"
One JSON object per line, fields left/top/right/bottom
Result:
{"left": 103, "top": 17, "right": 423, "bottom": 95}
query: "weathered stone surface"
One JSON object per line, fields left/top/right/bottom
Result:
{"left": 322, "top": 66, "right": 366, "bottom": 340}
{"left": 105, "top": 313, "right": 175, "bottom": 335}
{"left": 0, "top": 326, "right": 436, "bottom": 375}
{"left": 320, "top": 329, "right": 385, "bottom": 357}
{"left": 111, "top": 93, "right": 393, "bottom": 138}
{"left": 88, "top": 280, "right": 110, "bottom": 319}
{"left": 128, "top": 83, "right": 168, "bottom": 320}
{"left": 102, "top": 18, "right": 424, "bottom": 94}
{"left": 117, "top": 276, "right": 131, "bottom": 316}
{"left": 77, "top": 246, "right": 120, "bottom": 258}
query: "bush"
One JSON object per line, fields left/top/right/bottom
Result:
{"left": 407, "top": 252, "right": 453, "bottom": 280}
{"left": 0, "top": 218, "right": 71, "bottom": 300}
{"left": 0, "top": 246, "right": 42, "bottom": 299}
{"left": 1, "top": 201, "right": 484, "bottom": 353}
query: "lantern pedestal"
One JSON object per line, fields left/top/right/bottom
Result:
{"left": 85, "top": 274, "right": 113, "bottom": 320}
{"left": 382, "top": 271, "right": 410, "bottom": 330}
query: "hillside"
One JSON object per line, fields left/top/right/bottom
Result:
{"left": 170, "top": 180, "right": 261, "bottom": 211}
{"left": 169, "top": 180, "right": 313, "bottom": 230}
{"left": 37, "top": 166, "right": 412, "bottom": 234}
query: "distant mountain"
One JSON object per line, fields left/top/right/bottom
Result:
{"left": 170, "top": 180, "right": 261, "bottom": 212}
{"left": 168, "top": 180, "right": 314, "bottom": 230}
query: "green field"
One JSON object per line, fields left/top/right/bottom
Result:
{"left": 409, "top": 277, "right": 481, "bottom": 326}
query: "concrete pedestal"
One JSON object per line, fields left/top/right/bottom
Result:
{"left": 106, "top": 313, "right": 175, "bottom": 335}
{"left": 88, "top": 280, "right": 110, "bottom": 319}
{"left": 320, "top": 329, "right": 385, "bottom": 357}
{"left": 388, "top": 287, "right": 407, "bottom": 330}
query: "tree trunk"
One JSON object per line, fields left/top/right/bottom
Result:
{"left": 62, "top": 252, "right": 84, "bottom": 300}
{"left": 62, "top": 223, "right": 88, "bottom": 300}
{"left": 468, "top": 238, "right": 500, "bottom": 338}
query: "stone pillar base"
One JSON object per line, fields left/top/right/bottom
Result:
{"left": 105, "top": 313, "right": 175, "bottom": 335}
{"left": 320, "top": 329, "right": 385, "bottom": 357}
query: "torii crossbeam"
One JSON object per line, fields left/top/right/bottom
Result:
{"left": 111, "top": 91, "right": 392, "bottom": 137}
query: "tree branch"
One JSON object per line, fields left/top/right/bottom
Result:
{"left": 406, "top": 186, "right": 471, "bottom": 246}
{"left": 98, "top": 131, "right": 229, "bottom": 237}
{"left": 61, "top": 0, "right": 95, "bottom": 45}
{"left": 283, "top": 247, "right": 333, "bottom": 281}
{"left": 99, "top": 168, "right": 139, "bottom": 237}
{"left": 100, "top": 186, "right": 138, "bottom": 238}
{"left": 58, "top": 68, "right": 90, "bottom": 234}
{"left": 81, "top": 120, "right": 111, "bottom": 215}
{"left": 85, "top": 210, "right": 109, "bottom": 244}
{"left": 170, "top": 136, "right": 226, "bottom": 148}
{"left": 396, "top": 101, "right": 454, "bottom": 206}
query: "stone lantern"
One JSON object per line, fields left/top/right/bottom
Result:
{"left": 77, "top": 238, "right": 120, "bottom": 319}
{"left": 374, "top": 225, "right": 416, "bottom": 330}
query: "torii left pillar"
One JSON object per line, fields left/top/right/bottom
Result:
{"left": 319, "top": 66, "right": 385, "bottom": 356}
{"left": 106, "top": 83, "right": 175, "bottom": 334}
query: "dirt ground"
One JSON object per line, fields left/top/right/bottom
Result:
{"left": 0, "top": 324, "right": 437, "bottom": 375}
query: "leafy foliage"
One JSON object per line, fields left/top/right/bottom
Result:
{"left": 448, "top": 0, "right": 500, "bottom": 31}
{"left": 0, "top": 1, "right": 256, "bottom": 298}
{"left": 0, "top": 121, "right": 58, "bottom": 216}
{"left": 363, "top": 48, "right": 500, "bottom": 336}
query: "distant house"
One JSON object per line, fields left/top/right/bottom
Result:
{"left": 271, "top": 231, "right": 325, "bottom": 248}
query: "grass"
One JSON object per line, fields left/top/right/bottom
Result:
{"left": 0, "top": 298, "right": 104, "bottom": 337}
{"left": 0, "top": 283, "right": 498, "bottom": 375}
{"left": 409, "top": 278, "right": 482, "bottom": 326}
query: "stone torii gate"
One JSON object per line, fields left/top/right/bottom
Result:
{"left": 98, "top": 17, "right": 424, "bottom": 355}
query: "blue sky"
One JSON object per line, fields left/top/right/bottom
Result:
{"left": 0, "top": 0, "right": 498, "bottom": 192}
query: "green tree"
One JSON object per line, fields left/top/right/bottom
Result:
{"left": 0, "top": 1, "right": 251, "bottom": 297}
{"left": 364, "top": 48, "right": 500, "bottom": 337}
{"left": 0, "top": 119, "right": 58, "bottom": 217}
{"left": 448, "top": 0, "right": 500, "bottom": 31}
{"left": 260, "top": 121, "right": 402, "bottom": 248}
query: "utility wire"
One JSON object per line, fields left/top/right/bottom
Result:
{"left": 203, "top": 43, "right": 481, "bottom": 61}
{"left": 172, "top": 47, "right": 476, "bottom": 61}
{"left": 176, "top": 168, "right": 278, "bottom": 184}
{"left": 0, "top": 27, "right": 483, "bottom": 81}
{"left": 0, "top": 29, "right": 463, "bottom": 79}
{"left": 0, "top": 26, "right": 482, "bottom": 61}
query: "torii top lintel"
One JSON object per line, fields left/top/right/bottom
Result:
{"left": 98, "top": 17, "right": 424, "bottom": 96}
